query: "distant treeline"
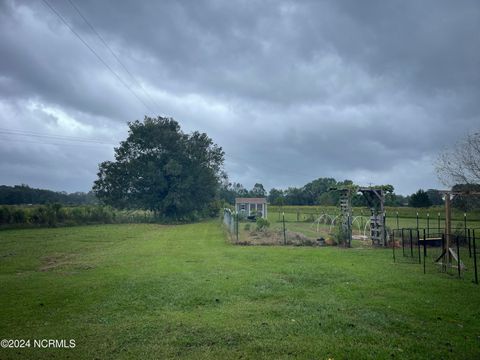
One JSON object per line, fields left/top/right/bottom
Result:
{"left": 0, "top": 204, "right": 157, "bottom": 229}
{"left": 219, "top": 178, "right": 447, "bottom": 208}
{"left": 0, "top": 185, "right": 97, "bottom": 205}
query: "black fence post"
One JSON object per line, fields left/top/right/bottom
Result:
{"left": 416, "top": 212, "right": 419, "bottom": 230}
{"left": 417, "top": 230, "right": 421, "bottom": 264}
{"left": 456, "top": 235, "right": 461, "bottom": 278}
{"left": 409, "top": 229, "right": 413, "bottom": 257}
{"left": 473, "top": 230, "right": 478, "bottom": 285}
{"left": 392, "top": 230, "right": 396, "bottom": 262}
{"left": 423, "top": 229, "right": 426, "bottom": 274}
{"left": 468, "top": 228, "right": 472, "bottom": 258}
{"left": 282, "top": 212, "right": 286, "bottom": 245}
{"left": 402, "top": 229, "right": 405, "bottom": 256}
{"left": 396, "top": 211, "right": 399, "bottom": 230}
{"left": 427, "top": 213, "right": 430, "bottom": 238}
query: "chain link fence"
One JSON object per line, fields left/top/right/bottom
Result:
{"left": 223, "top": 208, "right": 238, "bottom": 241}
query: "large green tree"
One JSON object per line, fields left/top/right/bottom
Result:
{"left": 93, "top": 117, "right": 224, "bottom": 220}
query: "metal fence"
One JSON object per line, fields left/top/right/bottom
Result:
{"left": 222, "top": 208, "right": 321, "bottom": 246}
{"left": 391, "top": 228, "right": 478, "bottom": 284}
{"left": 223, "top": 208, "right": 238, "bottom": 241}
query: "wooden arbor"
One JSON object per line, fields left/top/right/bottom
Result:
{"left": 331, "top": 186, "right": 386, "bottom": 246}
{"left": 358, "top": 187, "right": 386, "bottom": 246}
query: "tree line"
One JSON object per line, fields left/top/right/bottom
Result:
{"left": 219, "top": 178, "right": 451, "bottom": 208}
{"left": 1, "top": 180, "right": 454, "bottom": 210}
{"left": 0, "top": 185, "right": 97, "bottom": 205}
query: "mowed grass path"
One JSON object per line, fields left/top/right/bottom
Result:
{"left": 1, "top": 223, "right": 479, "bottom": 359}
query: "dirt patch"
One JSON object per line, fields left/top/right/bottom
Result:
{"left": 39, "top": 253, "right": 74, "bottom": 271}
{"left": 38, "top": 253, "right": 92, "bottom": 272}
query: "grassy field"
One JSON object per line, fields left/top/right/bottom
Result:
{"left": 1, "top": 222, "right": 480, "bottom": 359}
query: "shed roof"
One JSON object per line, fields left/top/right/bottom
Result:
{"left": 235, "top": 197, "right": 267, "bottom": 204}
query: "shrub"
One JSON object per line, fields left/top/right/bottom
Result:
{"left": 331, "top": 223, "right": 349, "bottom": 246}
{"left": 0, "top": 206, "right": 12, "bottom": 224}
{"left": 12, "top": 208, "right": 26, "bottom": 224}
{"left": 256, "top": 217, "right": 270, "bottom": 231}
{"left": 237, "top": 211, "right": 247, "bottom": 221}
{"left": 31, "top": 206, "right": 48, "bottom": 225}
{"left": 244, "top": 223, "right": 251, "bottom": 231}
{"left": 206, "top": 200, "right": 222, "bottom": 218}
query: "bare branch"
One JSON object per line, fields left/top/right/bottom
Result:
{"left": 435, "top": 131, "right": 480, "bottom": 186}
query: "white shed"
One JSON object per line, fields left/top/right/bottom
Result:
{"left": 235, "top": 197, "right": 267, "bottom": 218}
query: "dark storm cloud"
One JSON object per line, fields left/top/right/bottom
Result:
{"left": 0, "top": 0, "right": 479, "bottom": 194}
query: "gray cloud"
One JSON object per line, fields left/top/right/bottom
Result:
{"left": 0, "top": 0, "right": 479, "bottom": 194}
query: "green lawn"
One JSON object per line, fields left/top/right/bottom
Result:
{"left": 1, "top": 222, "right": 480, "bottom": 359}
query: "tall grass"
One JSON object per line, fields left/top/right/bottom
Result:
{"left": 0, "top": 204, "right": 157, "bottom": 230}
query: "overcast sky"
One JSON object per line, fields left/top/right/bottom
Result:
{"left": 1, "top": 0, "right": 479, "bottom": 195}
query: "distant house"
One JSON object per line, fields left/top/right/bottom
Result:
{"left": 235, "top": 197, "right": 267, "bottom": 218}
